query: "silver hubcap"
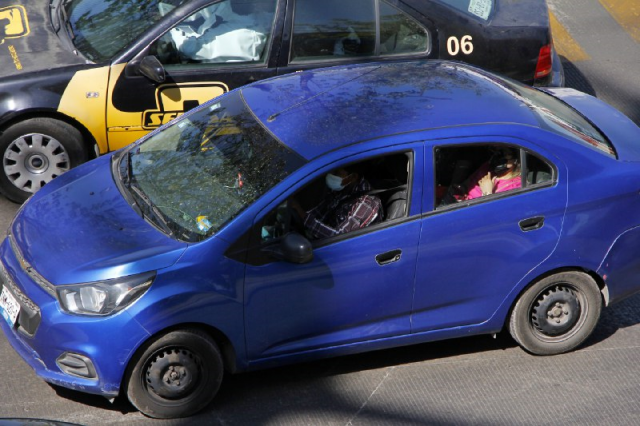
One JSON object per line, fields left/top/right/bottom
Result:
{"left": 3, "top": 133, "right": 70, "bottom": 193}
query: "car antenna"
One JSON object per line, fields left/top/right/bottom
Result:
{"left": 267, "top": 66, "right": 380, "bottom": 123}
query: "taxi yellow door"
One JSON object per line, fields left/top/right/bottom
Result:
{"left": 105, "top": 0, "right": 283, "bottom": 152}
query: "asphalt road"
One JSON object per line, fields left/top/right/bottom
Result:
{"left": 0, "top": 0, "right": 639, "bottom": 425}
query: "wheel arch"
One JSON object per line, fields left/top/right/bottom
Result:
{"left": 503, "top": 266, "right": 609, "bottom": 331}
{"left": 0, "top": 109, "right": 99, "bottom": 160}
{"left": 121, "top": 321, "right": 239, "bottom": 396}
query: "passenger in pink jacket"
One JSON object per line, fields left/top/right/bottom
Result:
{"left": 464, "top": 148, "right": 522, "bottom": 200}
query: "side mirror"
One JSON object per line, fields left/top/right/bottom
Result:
{"left": 138, "top": 56, "right": 166, "bottom": 83}
{"left": 264, "top": 233, "right": 313, "bottom": 264}
{"left": 281, "top": 233, "right": 313, "bottom": 264}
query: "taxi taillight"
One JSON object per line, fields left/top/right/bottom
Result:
{"left": 534, "top": 44, "right": 553, "bottom": 80}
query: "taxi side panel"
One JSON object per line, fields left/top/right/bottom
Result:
{"left": 404, "top": 0, "right": 552, "bottom": 84}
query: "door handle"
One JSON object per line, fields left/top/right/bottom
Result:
{"left": 376, "top": 249, "right": 402, "bottom": 266}
{"left": 519, "top": 216, "right": 545, "bottom": 232}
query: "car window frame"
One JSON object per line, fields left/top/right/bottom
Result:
{"left": 287, "top": 0, "right": 432, "bottom": 65}
{"left": 246, "top": 148, "right": 419, "bottom": 254}
{"left": 431, "top": 142, "right": 558, "bottom": 213}
{"left": 132, "top": 0, "right": 285, "bottom": 72}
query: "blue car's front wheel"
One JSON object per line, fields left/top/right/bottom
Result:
{"left": 125, "top": 329, "right": 223, "bottom": 419}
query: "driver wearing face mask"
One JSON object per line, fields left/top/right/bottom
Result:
{"left": 292, "top": 166, "right": 383, "bottom": 239}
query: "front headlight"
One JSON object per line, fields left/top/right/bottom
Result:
{"left": 56, "top": 271, "right": 155, "bottom": 316}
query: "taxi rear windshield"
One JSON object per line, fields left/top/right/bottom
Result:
{"left": 63, "top": 0, "right": 190, "bottom": 62}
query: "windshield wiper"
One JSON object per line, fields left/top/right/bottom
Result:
{"left": 51, "top": 0, "right": 85, "bottom": 58}
{"left": 122, "top": 150, "right": 133, "bottom": 188}
{"left": 114, "top": 150, "right": 174, "bottom": 237}
{"left": 50, "top": 0, "right": 63, "bottom": 32}
{"left": 130, "top": 184, "right": 175, "bottom": 237}
{"left": 61, "top": 5, "right": 75, "bottom": 40}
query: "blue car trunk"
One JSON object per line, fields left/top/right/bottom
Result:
{"left": 546, "top": 88, "right": 640, "bottom": 161}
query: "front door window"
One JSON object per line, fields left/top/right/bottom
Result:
{"left": 150, "top": 0, "right": 278, "bottom": 66}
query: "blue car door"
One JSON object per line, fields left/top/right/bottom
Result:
{"left": 411, "top": 140, "right": 568, "bottom": 332}
{"left": 243, "top": 146, "right": 423, "bottom": 361}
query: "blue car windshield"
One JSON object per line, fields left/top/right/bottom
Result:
{"left": 119, "top": 92, "right": 306, "bottom": 242}
{"left": 62, "top": 0, "right": 191, "bottom": 61}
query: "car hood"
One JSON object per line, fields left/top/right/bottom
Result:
{"left": 10, "top": 155, "right": 187, "bottom": 285}
{"left": 0, "top": 0, "right": 86, "bottom": 79}
{"left": 546, "top": 88, "right": 640, "bottom": 161}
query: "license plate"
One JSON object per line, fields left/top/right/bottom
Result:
{"left": 0, "top": 286, "right": 20, "bottom": 328}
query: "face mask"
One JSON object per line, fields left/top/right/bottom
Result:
{"left": 326, "top": 173, "right": 346, "bottom": 191}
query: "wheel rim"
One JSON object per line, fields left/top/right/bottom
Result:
{"left": 144, "top": 347, "right": 204, "bottom": 401}
{"left": 530, "top": 284, "right": 588, "bottom": 342}
{"left": 3, "top": 133, "right": 70, "bottom": 193}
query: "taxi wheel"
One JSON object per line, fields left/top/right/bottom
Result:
{"left": 0, "top": 118, "right": 87, "bottom": 203}
{"left": 509, "top": 271, "right": 602, "bottom": 355}
{"left": 125, "top": 329, "right": 223, "bottom": 419}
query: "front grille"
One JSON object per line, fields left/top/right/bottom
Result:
{"left": 9, "top": 234, "right": 56, "bottom": 297}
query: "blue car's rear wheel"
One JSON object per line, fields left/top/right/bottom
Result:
{"left": 509, "top": 271, "right": 602, "bottom": 355}
{"left": 126, "top": 329, "right": 223, "bottom": 419}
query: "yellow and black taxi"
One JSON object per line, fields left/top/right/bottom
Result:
{"left": 0, "top": 0, "right": 563, "bottom": 202}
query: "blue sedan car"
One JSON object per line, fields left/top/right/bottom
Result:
{"left": 1, "top": 60, "right": 639, "bottom": 418}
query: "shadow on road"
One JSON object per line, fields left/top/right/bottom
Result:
{"left": 584, "top": 292, "right": 640, "bottom": 348}
{"left": 40, "top": 289, "right": 640, "bottom": 425}
{"left": 46, "top": 332, "right": 517, "bottom": 425}
{"left": 560, "top": 56, "right": 597, "bottom": 97}
{"left": 560, "top": 56, "right": 640, "bottom": 126}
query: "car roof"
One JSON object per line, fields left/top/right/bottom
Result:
{"left": 241, "top": 60, "right": 541, "bottom": 161}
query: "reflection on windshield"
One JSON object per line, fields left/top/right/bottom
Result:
{"left": 119, "top": 92, "right": 306, "bottom": 242}
{"left": 63, "top": 0, "right": 190, "bottom": 61}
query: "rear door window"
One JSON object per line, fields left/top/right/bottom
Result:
{"left": 380, "top": 1, "right": 430, "bottom": 55}
{"left": 435, "top": 144, "right": 555, "bottom": 208}
{"left": 291, "top": 0, "right": 430, "bottom": 63}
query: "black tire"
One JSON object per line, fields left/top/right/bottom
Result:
{"left": 125, "top": 329, "right": 224, "bottom": 419}
{"left": 509, "top": 271, "right": 602, "bottom": 355}
{"left": 0, "top": 118, "right": 87, "bottom": 202}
